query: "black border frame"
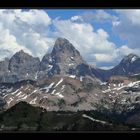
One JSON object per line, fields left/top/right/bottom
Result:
{"left": 0, "top": 0, "right": 140, "bottom": 137}
{"left": 0, "top": 0, "right": 140, "bottom": 8}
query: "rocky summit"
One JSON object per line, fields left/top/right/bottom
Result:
{"left": 40, "top": 38, "right": 85, "bottom": 76}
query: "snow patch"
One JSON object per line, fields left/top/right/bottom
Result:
{"left": 51, "top": 89, "right": 56, "bottom": 95}
{"left": 7, "top": 98, "right": 13, "bottom": 106}
{"left": 54, "top": 78, "right": 63, "bottom": 88}
{"left": 35, "top": 71, "right": 39, "bottom": 79}
{"left": 109, "top": 94, "right": 112, "bottom": 97}
{"left": 61, "top": 85, "right": 65, "bottom": 90}
{"left": 32, "top": 90, "right": 38, "bottom": 94}
{"left": 3, "top": 94, "right": 9, "bottom": 99}
{"left": 116, "top": 85, "right": 126, "bottom": 91}
{"left": 18, "top": 94, "right": 26, "bottom": 98}
{"left": 100, "top": 82, "right": 107, "bottom": 85}
{"left": 41, "top": 82, "right": 55, "bottom": 92}
{"left": 21, "top": 95, "right": 28, "bottom": 100}
{"left": 82, "top": 114, "right": 106, "bottom": 124}
{"left": 102, "top": 89, "right": 111, "bottom": 93}
{"left": 128, "top": 81, "right": 140, "bottom": 87}
{"left": 11, "top": 89, "right": 19, "bottom": 95}
{"left": 48, "top": 65, "right": 53, "bottom": 71}
{"left": 16, "top": 91, "right": 22, "bottom": 97}
{"left": 113, "top": 84, "right": 116, "bottom": 87}
{"left": 68, "top": 63, "right": 74, "bottom": 66}
{"left": 131, "top": 56, "right": 137, "bottom": 63}
{"left": 24, "top": 86, "right": 29, "bottom": 90}
{"left": 55, "top": 92, "right": 64, "bottom": 98}
{"left": 118, "top": 83, "right": 121, "bottom": 87}
{"left": 80, "top": 76, "right": 83, "bottom": 82}
{"left": 17, "top": 95, "right": 28, "bottom": 100}
{"left": 133, "top": 73, "right": 140, "bottom": 76}
{"left": 70, "top": 57, "right": 74, "bottom": 60}
{"left": 123, "top": 68, "right": 126, "bottom": 72}
{"left": 43, "top": 96, "right": 48, "bottom": 99}
{"left": 49, "top": 57, "right": 52, "bottom": 62}
{"left": 69, "top": 75, "right": 76, "bottom": 79}
{"left": 121, "top": 99, "right": 126, "bottom": 103}
{"left": 30, "top": 97, "right": 38, "bottom": 104}
{"left": 112, "top": 99, "right": 116, "bottom": 103}
{"left": 128, "top": 106, "right": 135, "bottom": 110}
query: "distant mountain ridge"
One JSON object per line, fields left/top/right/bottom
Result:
{"left": 92, "top": 53, "right": 140, "bottom": 81}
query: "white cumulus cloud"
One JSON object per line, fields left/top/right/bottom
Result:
{"left": 53, "top": 18, "right": 117, "bottom": 65}
{"left": 0, "top": 9, "right": 54, "bottom": 61}
{"left": 113, "top": 10, "right": 140, "bottom": 51}
{"left": 0, "top": 9, "right": 139, "bottom": 70}
{"left": 80, "top": 10, "right": 118, "bottom": 23}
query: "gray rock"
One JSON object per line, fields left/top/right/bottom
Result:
{"left": 0, "top": 58, "right": 11, "bottom": 83}
{"left": 40, "top": 38, "right": 86, "bottom": 76}
{"left": 0, "top": 58, "right": 9, "bottom": 74}
{"left": 3, "top": 50, "right": 40, "bottom": 83}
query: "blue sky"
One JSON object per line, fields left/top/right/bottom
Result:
{"left": 0, "top": 9, "right": 140, "bottom": 69}
{"left": 46, "top": 9, "right": 126, "bottom": 45}
{"left": 46, "top": 9, "right": 125, "bottom": 46}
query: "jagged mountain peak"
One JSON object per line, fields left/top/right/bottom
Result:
{"left": 18, "top": 49, "right": 25, "bottom": 53}
{"left": 122, "top": 53, "right": 139, "bottom": 63}
{"left": 12, "top": 50, "right": 33, "bottom": 59}
{"left": 126, "top": 53, "right": 138, "bottom": 58}
{"left": 55, "top": 37, "right": 69, "bottom": 45}
{"left": 40, "top": 38, "right": 86, "bottom": 76}
{"left": 52, "top": 37, "right": 81, "bottom": 57}
{"left": 54, "top": 37, "right": 72, "bottom": 48}
{"left": 8, "top": 50, "right": 40, "bottom": 81}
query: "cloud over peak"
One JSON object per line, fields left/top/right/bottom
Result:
{"left": 0, "top": 9, "right": 139, "bottom": 69}
{"left": 0, "top": 9, "right": 54, "bottom": 60}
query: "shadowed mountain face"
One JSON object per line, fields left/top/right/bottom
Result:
{"left": 0, "top": 102, "right": 132, "bottom": 131}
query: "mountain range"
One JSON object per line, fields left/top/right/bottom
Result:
{"left": 1, "top": 37, "right": 140, "bottom": 131}
{"left": 0, "top": 37, "right": 140, "bottom": 84}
